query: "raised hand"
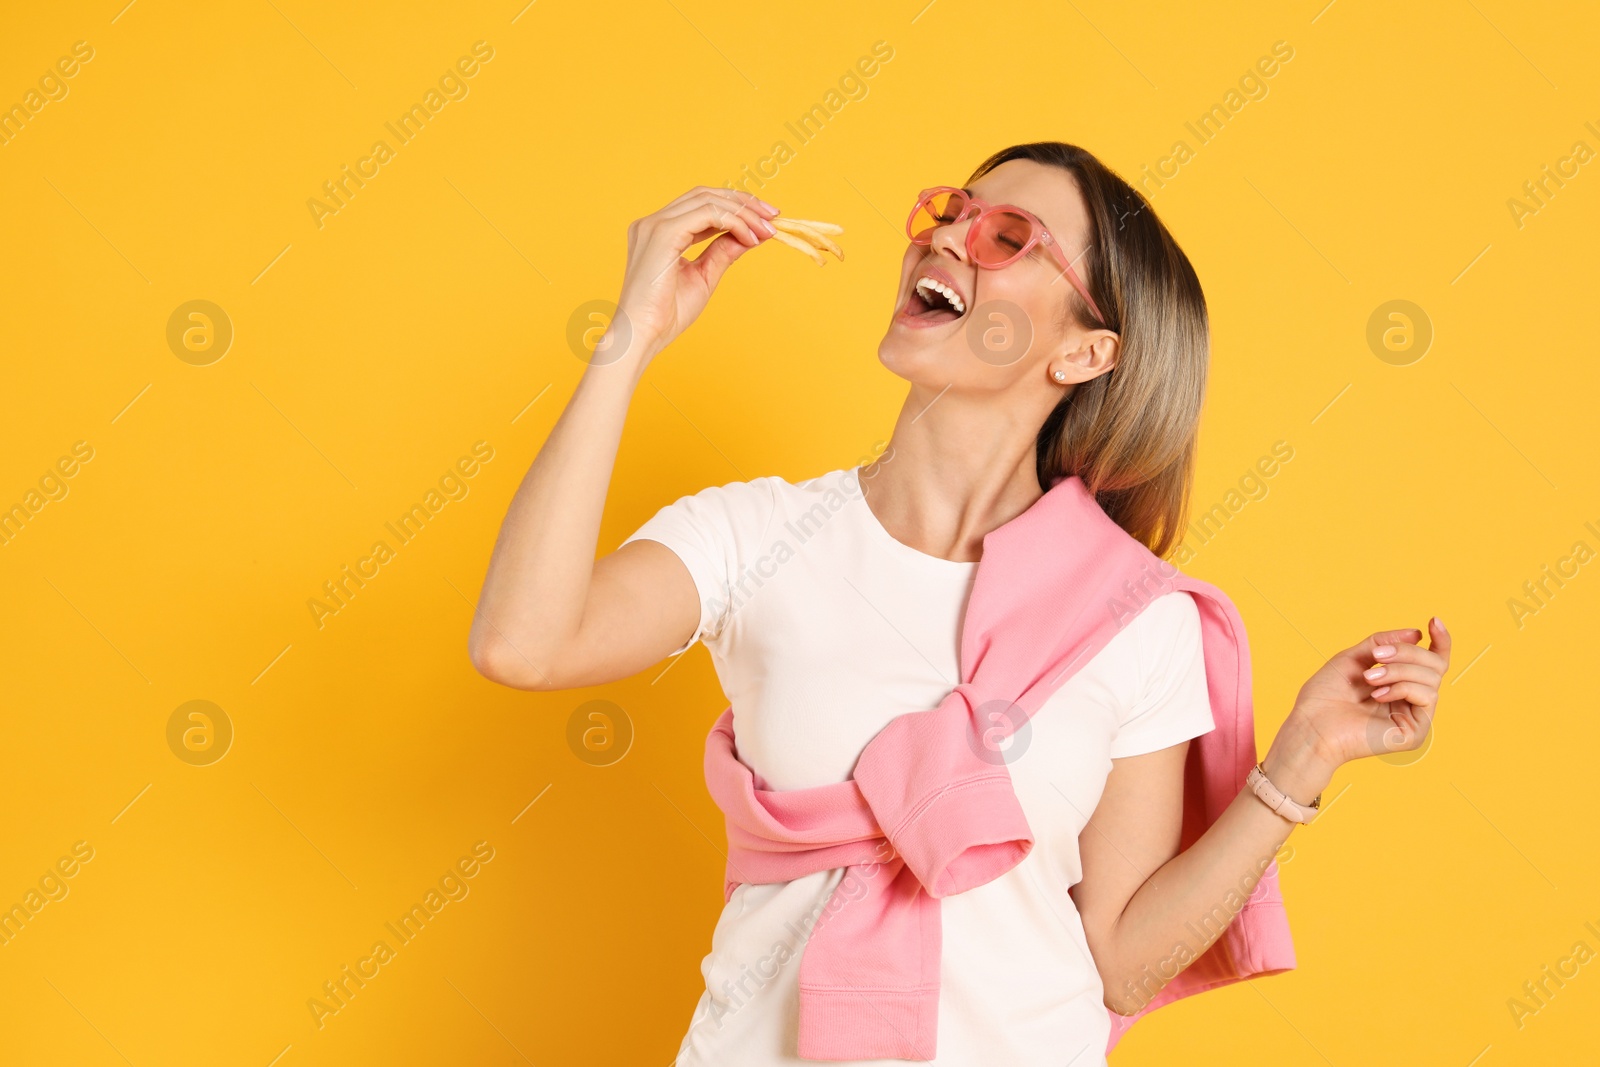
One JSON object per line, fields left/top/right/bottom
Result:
{"left": 607, "top": 186, "right": 780, "bottom": 364}
{"left": 1288, "top": 617, "right": 1452, "bottom": 768}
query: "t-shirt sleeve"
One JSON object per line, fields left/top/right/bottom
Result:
{"left": 1108, "top": 590, "right": 1217, "bottom": 759}
{"left": 618, "top": 477, "right": 778, "bottom": 655}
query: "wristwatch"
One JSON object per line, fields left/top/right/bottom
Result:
{"left": 1246, "top": 762, "right": 1322, "bottom": 824}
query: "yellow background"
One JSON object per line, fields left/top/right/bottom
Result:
{"left": 2, "top": 0, "right": 1597, "bottom": 1063}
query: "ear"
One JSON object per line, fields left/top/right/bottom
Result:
{"left": 1062, "top": 330, "right": 1119, "bottom": 380}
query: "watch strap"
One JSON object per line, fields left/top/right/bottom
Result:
{"left": 1247, "top": 762, "right": 1322, "bottom": 824}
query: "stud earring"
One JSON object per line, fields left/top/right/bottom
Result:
{"left": 1053, "top": 369, "right": 1066, "bottom": 382}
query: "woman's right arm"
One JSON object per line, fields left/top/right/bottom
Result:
{"left": 468, "top": 186, "right": 780, "bottom": 691}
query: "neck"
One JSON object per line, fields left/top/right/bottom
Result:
{"left": 860, "top": 382, "right": 1057, "bottom": 563}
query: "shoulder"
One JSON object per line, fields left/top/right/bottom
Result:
{"left": 1128, "top": 589, "right": 1206, "bottom": 693}
{"left": 1109, "top": 588, "right": 1215, "bottom": 754}
{"left": 665, "top": 472, "right": 784, "bottom": 508}
{"left": 1100, "top": 587, "right": 1202, "bottom": 660}
{"left": 626, "top": 468, "right": 852, "bottom": 540}
{"left": 688, "top": 466, "right": 857, "bottom": 515}
{"left": 671, "top": 465, "right": 851, "bottom": 500}
{"left": 791, "top": 466, "right": 860, "bottom": 498}
{"left": 1131, "top": 588, "right": 1202, "bottom": 639}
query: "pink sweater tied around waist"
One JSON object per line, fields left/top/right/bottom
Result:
{"left": 701, "top": 474, "right": 1297, "bottom": 1061}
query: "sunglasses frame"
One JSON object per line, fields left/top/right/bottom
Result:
{"left": 906, "top": 185, "right": 1110, "bottom": 328}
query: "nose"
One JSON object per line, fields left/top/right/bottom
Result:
{"left": 926, "top": 215, "right": 971, "bottom": 264}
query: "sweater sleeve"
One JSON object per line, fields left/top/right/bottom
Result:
{"left": 1108, "top": 590, "right": 1216, "bottom": 759}
{"left": 619, "top": 477, "right": 779, "bottom": 655}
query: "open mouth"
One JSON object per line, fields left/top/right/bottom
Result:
{"left": 902, "top": 276, "right": 968, "bottom": 324}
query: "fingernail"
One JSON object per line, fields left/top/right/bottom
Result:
{"left": 757, "top": 218, "right": 777, "bottom": 236}
{"left": 1371, "top": 685, "right": 1391, "bottom": 698}
{"left": 1374, "top": 644, "right": 1396, "bottom": 658}
{"left": 1364, "top": 665, "right": 1387, "bottom": 680}
{"left": 1434, "top": 616, "right": 1447, "bottom": 633}
{"left": 757, "top": 199, "right": 779, "bottom": 214}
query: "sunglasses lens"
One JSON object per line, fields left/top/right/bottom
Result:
{"left": 970, "top": 209, "right": 1035, "bottom": 266}
{"left": 909, "top": 190, "right": 965, "bottom": 243}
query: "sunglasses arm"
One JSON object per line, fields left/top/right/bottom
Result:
{"left": 1041, "top": 233, "right": 1108, "bottom": 327}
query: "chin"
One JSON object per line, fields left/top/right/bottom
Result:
{"left": 876, "top": 328, "right": 960, "bottom": 383}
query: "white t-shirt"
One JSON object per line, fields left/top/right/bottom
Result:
{"left": 622, "top": 466, "right": 1216, "bottom": 1067}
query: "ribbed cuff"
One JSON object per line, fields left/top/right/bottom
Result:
{"left": 796, "top": 985, "right": 939, "bottom": 1062}
{"left": 889, "top": 773, "right": 1033, "bottom": 898}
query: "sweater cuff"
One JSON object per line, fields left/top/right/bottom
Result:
{"left": 797, "top": 986, "right": 939, "bottom": 1061}
{"left": 888, "top": 773, "right": 1033, "bottom": 898}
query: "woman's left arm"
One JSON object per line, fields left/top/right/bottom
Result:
{"left": 1072, "top": 617, "right": 1452, "bottom": 1016}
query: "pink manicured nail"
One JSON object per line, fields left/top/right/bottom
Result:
{"left": 1364, "top": 666, "right": 1386, "bottom": 680}
{"left": 1371, "top": 685, "right": 1391, "bottom": 698}
{"left": 1374, "top": 644, "right": 1396, "bottom": 658}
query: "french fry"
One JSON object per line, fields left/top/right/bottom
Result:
{"left": 769, "top": 228, "right": 827, "bottom": 265}
{"left": 769, "top": 217, "right": 845, "bottom": 261}
{"left": 780, "top": 222, "right": 844, "bottom": 261}
{"left": 774, "top": 217, "right": 844, "bottom": 236}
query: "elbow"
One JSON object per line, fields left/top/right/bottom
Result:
{"left": 1097, "top": 954, "right": 1152, "bottom": 1018}
{"left": 1100, "top": 965, "right": 1168, "bottom": 1018}
{"left": 467, "top": 629, "right": 514, "bottom": 686}
{"left": 1103, "top": 992, "right": 1144, "bottom": 1018}
{"left": 469, "top": 626, "right": 561, "bottom": 691}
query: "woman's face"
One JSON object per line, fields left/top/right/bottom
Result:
{"left": 877, "top": 158, "right": 1114, "bottom": 393}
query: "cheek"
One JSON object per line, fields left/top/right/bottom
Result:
{"left": 982, "top": 253, "right": 1050, "bottom": 295}
{"left": 971, "top": 271, "right": 1060, "bottom": 345}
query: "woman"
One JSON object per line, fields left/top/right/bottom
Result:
{"left": 468, "top": 141, "right": 1451, "bottom": 1064}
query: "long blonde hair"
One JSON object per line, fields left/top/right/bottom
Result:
{"left": 966, "top": 142, "right": 1208, "bottom": 560}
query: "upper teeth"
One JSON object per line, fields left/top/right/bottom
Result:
{"left": 915, "top": 276, "right": 965, "bottom": 315}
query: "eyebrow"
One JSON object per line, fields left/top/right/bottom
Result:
{"left": 966, "top": 186, "right": 1031, "bottom": 211}
{"left": 967, "top": 186, "right": 1042, "bottom": 220}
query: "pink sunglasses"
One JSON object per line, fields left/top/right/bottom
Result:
{"left": 906, "top": 186, "right": 1109, "bottom": 327}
